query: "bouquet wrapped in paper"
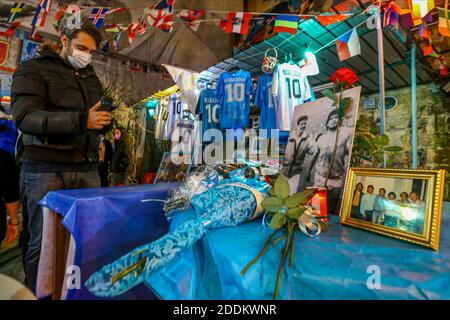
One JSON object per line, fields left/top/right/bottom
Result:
{"left": 85, "top": 166, "right": 270, "bottom": 297}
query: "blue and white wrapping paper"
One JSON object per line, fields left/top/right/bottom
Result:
{"left": 85, "top": 171, "right": 269, "bottom": 297}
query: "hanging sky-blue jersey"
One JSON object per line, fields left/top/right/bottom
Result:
{"left": 216, "top": 70, "right": 253, "bottom": 129}
{"left": 255, "top": 73, "right": 276, "bottom": 134}
{"left": 196, "top": 87, "right": 220, "bottom": 142}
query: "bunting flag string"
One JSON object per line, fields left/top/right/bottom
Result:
{"left": 1, "top": 0, "right": 448, "bottom": 56}
{"left": 31, "top": 0, "right": 52, "bottom": 38}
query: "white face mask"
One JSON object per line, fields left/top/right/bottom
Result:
{"left": 68, "top": 48, "right": 92, "bottom": 69}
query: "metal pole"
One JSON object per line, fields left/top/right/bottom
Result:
{"left": 411, "top": 43, "right": 418, "bottom": 169}
{"left": 376, "top": 10, "right": 386, "bottom": 167}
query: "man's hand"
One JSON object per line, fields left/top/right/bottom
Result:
{"left": 87, "top": 101, "right": 111, "bottom": 130}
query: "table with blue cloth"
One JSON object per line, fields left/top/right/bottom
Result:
{"left": 147, "top": 203, "right": 450, "bottom": 300}
{"left": 37, "top": 183, "right": 179, "bottom": 300}
{"left": 38, "top": 183, "right": 450, "bottom": 299}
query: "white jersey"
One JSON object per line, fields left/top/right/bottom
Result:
{"left": 155, "top": 98, "right": 169, "bottom": 140}
{"left": 272, "top": 63, "right": 313, "bottom": 130}
{"left": 171, "top": 118, "right": 195, "bottom": 154}
{"left": 164, "top": 65, "right": 200, "bottom": 113}
{"left": 163, "top": 93, "right": 188, "bottom": 140}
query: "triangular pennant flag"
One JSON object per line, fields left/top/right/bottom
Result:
{"left": 333, "top": 0, "right": 361, "bottom": 14}
{"left": 113, "top": 32, "right": 122, "bottom": 50}
{"left": 31, "top": 0, "right": 53, "bottom": 39}
{"left": 421, "top": 42, "right": 435, "bottom": 56}
{"left": 317, "top": 14, "right": 348, "bottom": 26}
{"left": 437, "top": 55, "right": 448, "bottom": 77}
{"left": 418, "top": 24, "right": 431, "bottom": 41}
{"left": 438, "top": 8, "right": 450, "bottom": 37}
{"left": 53, "top": 1, "right": 67, "bottom": 32}
{"left": 336, "top": 28, "right": 361, "bottom": 62}
{"left": 146, "top": 0, "right": 175, "bottom": 33}
{"left": 0, "top": 21, "right": 20, "bottom": 37}
{"left": 412, "top": 0, "right": 435, "bottom": 19}
{"left": 220, "top": 19, "right": 227, "bottom": 31}
{"left": 7, "top": 2, "right": 25, "bottom": 24}
{"left": 105, "top": 24, "right": 120, "bottom": 33}
{"left": 225, "top": 12, "right": 252, "bottom": 35}
{"left": 137, "top": 17, "right": 148, "bottom": 35}
{"left": 399, "top": 12, "right": 422, "bottom": 29}
{"left": 274, "top": 15, "right": 298, "bottom": 34}
{"left": 15, "top": 27, "right": 28, "bottom": 40}
{"left": 178, "top": 9, "right": 205, "bottom": 31}
{"left": 422, "top": 10, "right": 434, "bottom": 23}
{"left": 89, "top": 7, "right": 108, "bottom": 29}
{"left": 127, "top": 20, "right": 146, "bottom": 43}
{"left": 383, "top": 2, "right": 399, "bottom": 30}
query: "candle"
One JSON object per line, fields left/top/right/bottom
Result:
{"left": 307, "top": 187, "right": 328, "bottom": 222}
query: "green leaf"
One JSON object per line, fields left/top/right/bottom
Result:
{"left": 270, "top": 186, "right": 276, "bottom": 197}
{"left": 284, "top": 192, "right": 308, "bottom": 208}
{"left": 261, "top": 197, "right": 284, "bottom": 213}
{"left": 340, "top": 97, "right": 352, "bottom": 111}
{"left": 303, "top": 188, "right": 317, "bottom": 200}
{"left": 385, "top": 146, "right": 403, "bottom": 152}
{"left": 338, "top": 105, "right": 345, "bottom": 120}
{"left": 321, "top": 89, "right": 337, "bottom": 105}
{"left": 274, "top": 174, "right": 290, "bottom": 200}
{"left": 379, "top": 134, "right": 389, "bottom": 146}
{"left": 270, "top": 213, "right": 287, "bottom": 230}
{"left": 370, "top": 127, "right": 381, "bottom": 135}
{"left": 286, "top": 207, "right": 306, "bottom": 219}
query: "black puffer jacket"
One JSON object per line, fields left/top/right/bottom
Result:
{"left": 111, "top": 139, "right": 129, "bottom": 173}
{"left": 11, "top": 50, "right": 105, "bottom": 164}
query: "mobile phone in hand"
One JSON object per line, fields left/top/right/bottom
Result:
{"left": 100, "top": 96, "right": 116, "bottom": 112}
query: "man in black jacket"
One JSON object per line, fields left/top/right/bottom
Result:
{"left": 11, "top": 19, "right": 111, "bottom": 293}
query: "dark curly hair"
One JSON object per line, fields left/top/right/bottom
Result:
{"left": 60, "top": 17, "right": 102, "bottom": 47}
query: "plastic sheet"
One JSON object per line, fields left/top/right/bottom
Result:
{"left": 39, "top": 183, "right": 180, "bottom": 300}
{"left": 147, "top": 203, "right": 450, "bottom": 300}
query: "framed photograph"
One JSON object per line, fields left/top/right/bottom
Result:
{"left": 341, "top": 168, "right": 446, "bottom": 250}
{"left": 282, "top": 86, "right": 361, "bottom": 207}
{"left": 154, "top": 152, "right": 192, "bottom": 184}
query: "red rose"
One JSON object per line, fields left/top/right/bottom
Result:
{"left": 330, "top": 68, "right": 358, "bottom": 89}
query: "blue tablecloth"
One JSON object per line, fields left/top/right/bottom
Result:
{"left": 147, "top": 203, "right": 450, "bottom": 300}
{"left": 41, "top": 182, "right": 450, "bottom": 300}
{"left": 40, "top": 183, "right": 180, "bottom": 300}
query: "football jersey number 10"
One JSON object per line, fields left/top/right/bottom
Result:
{"left": 206, "top": 104, "right": 219, "bottom": 123}
{"left": 285, "top": 78, "right": 302, "bottom": 99}
{"left": 225, "top": 83, "right": 245, "bottom": 103}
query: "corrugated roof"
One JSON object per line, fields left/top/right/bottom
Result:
{"left": 198, "top": 3, "right": 434, "bottom": 94}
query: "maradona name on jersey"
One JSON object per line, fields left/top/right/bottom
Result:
{"left": 224, "top": 77, "right": 247, "bottom": 83}
{"left": 282, "top": 69, "right": 301, "bottom": 77}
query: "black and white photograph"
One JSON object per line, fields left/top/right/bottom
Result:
{"left": 282, "top": 86, "right": 361, "bottom": 212}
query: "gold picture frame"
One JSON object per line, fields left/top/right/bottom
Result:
{"left": 341, "top": 168, "right": 445, "bottom": 251}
